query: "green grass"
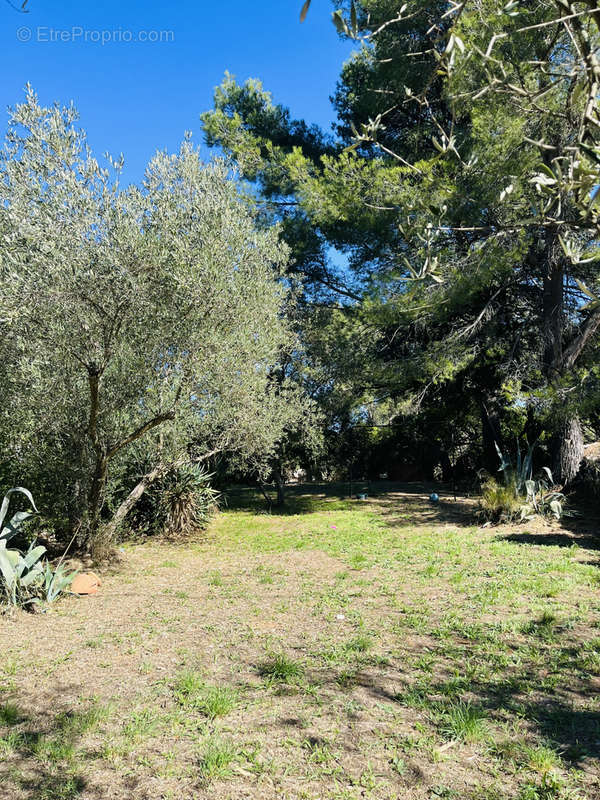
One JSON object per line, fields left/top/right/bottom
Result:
{"left": 123, "top": 708, "right": 160, "bottom": 741}
{"left": 522, "top": 744, "right": 563, "bottom": 774}
{"left": 2, "top": 485, "right": 599, "bottom": 800}
{"left": 440, "top": 702, "right": 489, "bottom": 743}
{"left": 207, "top": 569, "right": 224, "bottom": 586}
{"left": 258, "top": 652, "right": 304, "bottom": 683}
{"left": 197, "top": 737, "right": 236, "bottom": 783}
{"left": 174, "top": 672, "right": 237, "bottom": 718}
{"left": 0, "top": 701, "right": 20, "bottom": 726}
{"left": 343, "top": 633, "right": 373, "bottom": 653}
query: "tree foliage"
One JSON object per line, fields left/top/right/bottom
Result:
{"left": 202, "top": 0, "right": 600, "bottom": 484}
{"left": 0, "top": 88, "right": 315, "bottom": 546}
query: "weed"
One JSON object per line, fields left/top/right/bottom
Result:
{"left": 0, "top": 701, "right": 20, "bottom": 725}
{"left": 303, "top": 737, "right": 334, "bottom": 764}
{"left": 390, "top": 754, "right": 407, "bottom": 775}
{"left": 518, "top": 772, "right": 567, "bottom": 799}
{"left": 173, "top": 671, "right": 237, "bottom": 717}
{"left": 123, "top": 708, "right": 159, "bottom": 740}
{"left": 349, "top": 553, "right": 368, "bottom": 570}
{"left": 523, "top": 744, "right": 562, "bottom": 774}
{"left": 440, "top": 702, "right": 488, "bottom": 742}
{"left": 208, "top": 570, "right": 223, "bottom": 586}
{"left": 258, "top": 653, "right": 303, "bottom": 683}
{"left": 0, "top": 730, "right": 23, "bottom": 755}
{"left": 344, "top": 633, "right": 372, "bottom": 653}
{"left": 197, "top": 737, "right": 236, "bottom": 782}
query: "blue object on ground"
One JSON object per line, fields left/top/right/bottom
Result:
{"left": 429, "top": 492, "right": 440, "bottom": 504}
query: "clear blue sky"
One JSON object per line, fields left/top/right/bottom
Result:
{"left": 0, "top": 0, "right": 352, "bottom": 183}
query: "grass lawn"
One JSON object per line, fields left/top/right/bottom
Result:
{"left": 0, "top": 486, "right": 599, "bottom": 800}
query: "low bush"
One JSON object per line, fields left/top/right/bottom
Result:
{"left": 479, "top": 478, "right": 523, "bottom": 522}
{"left": 479, "top": 442, "right": 567, "bottom": 523}
{"left": 128, "top": 462, "right": 220, "bottom": 538}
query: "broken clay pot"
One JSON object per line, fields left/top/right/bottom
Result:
{"left": 70, "top": 572, "right": 102, "bottom": 595}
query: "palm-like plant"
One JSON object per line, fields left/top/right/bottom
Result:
{"left": 162, "top": 464, "right": 220, "bottom": 537}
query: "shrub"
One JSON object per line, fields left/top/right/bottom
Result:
{"left": 576, "top": 455, "right": 600, "bottom": 503}
{"left": 479, "top": 479, "right": 523, "bottom": 522}
{"left": 479, "top": 442, "right": 567, "bottom": 522}
{"left": 128, "top": 463, "right": 219, "bottom": 538}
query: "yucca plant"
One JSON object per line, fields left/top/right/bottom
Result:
{"left": 162, "top": 464, "right": 220, "bottom": 537}
{"left": 127, "top": 462, "right": 220, "bottom": 538}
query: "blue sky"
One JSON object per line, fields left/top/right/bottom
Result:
{"left": 0, "top": 0, "right": 353, "bottom": 183}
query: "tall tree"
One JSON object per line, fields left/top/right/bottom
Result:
{"left": 203, "top": 0, "right": 600, "bottom": 483}
{"left": 0, "top": 88, "right": 308, "bottom": 546}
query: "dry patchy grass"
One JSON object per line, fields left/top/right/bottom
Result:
{"left": 0, "top": 485, "right": 599, "bottom": 800}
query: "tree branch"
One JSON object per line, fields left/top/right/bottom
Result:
{"left": 560, "top": 308, "right": 600, "bottom": 371}
{"left": 106, "top": 409, "right": 177, "bottom": 459}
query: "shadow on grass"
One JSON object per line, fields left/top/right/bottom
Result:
{"left": 498, "top": 530, "right": 600, "bottom": 551}
{"left": 296, "top": 662, "right": 600, "bottom": 771}
{"left": 223, "top": 481, "right": 373, "bottom": 514}
{"left": 376, "top": 493, "right": 478, "bottom": 528}
{"left": 258, "top": 620, "right": 600, "bottom": 773}
{"left": 223, "top": 481, "right": 481, "bottom": 526}
{"left": 0, "top": 697, "right": 108, "bottom": 800}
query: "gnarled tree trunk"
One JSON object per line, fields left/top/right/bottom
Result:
{"left": 553, "top": 417, "right": 584, "bottom": 486}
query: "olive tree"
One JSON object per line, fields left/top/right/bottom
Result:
{"left": 0, "top": 87, "right": 302, "bottom": 547}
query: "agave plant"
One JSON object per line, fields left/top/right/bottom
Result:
{"left": 42, "top": 562, "right": 76, "bottom": 604}
{"left": 494, "top": 440, "right": 536, "bottom": 496}
{"left": 488, "top": 443, "right": 567, "bottom": 522}
{"left": 0, "top": 487, "right": 38, "bottom": 547}
{"left": 0, "top": 541, "right": 46, "bottom": 607}
{"left": 520, "top": 468, "right": 567, "bottom": 521}
{"left": 0, "top": 487, "right": 76, "bottom": 608}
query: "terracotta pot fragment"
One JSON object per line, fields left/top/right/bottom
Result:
{"left": 70, "top": 572, "right": 102, "bottom": 595}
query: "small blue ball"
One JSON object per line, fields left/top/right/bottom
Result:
{"left": 429, "top": 492, "right": 439, "bottom": 504}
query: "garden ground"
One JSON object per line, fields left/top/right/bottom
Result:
{"left": 0, "top": 485, "right": 599, "bottom": 800}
